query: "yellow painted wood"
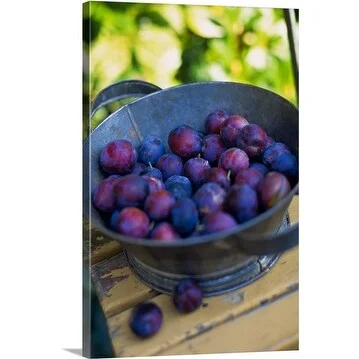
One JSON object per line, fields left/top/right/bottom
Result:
{"left": 161, "top": 291, "right": 298, "bottom": 355}
{"left": 288, "top": 195, "right": 299, "bottom": 224}
{"left": 107, "top": 247, "right": 298, "bottom": 357}
{"left": 91, "top": 252, "right": 157, "bottom": 317}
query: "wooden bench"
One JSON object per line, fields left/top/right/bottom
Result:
{"left": 89, "top": 196, "right": 299, "bottom": 356}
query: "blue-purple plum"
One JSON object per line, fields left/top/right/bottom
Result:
{"left": 202, "top": 211, "right": 237, "bottom": 234}
{"left": 150, "top": 222, "right": 179, "bottom": 241}
{"left": 205, "top": 109, "right": 228, "bottom": 134}
{"left": 156, "top": 154, "right": 183, "bottom": 181}
{"left": 249, "top": 162, "right": 269, "bottom": 176}
{"left": 193, "top": 182, "right": 226, "bottom": 216}
{"left": 92, "top": 175, "right": 121, "bottom": 213}
{"left": 111, "top": 207, "right": 150, "bottom": 238}
{"left": 234, "top": 167, "right": 263, "bottom": 190}
{"left": 173, "top": 279, "right": 203, "bottom": 313}
{"left": 165, "top": 175, "right": 193, "bottom": 200}
{"left": 168, "top": 125, "right": 202, "bottom": 159}
{"left": 138, "top": 136, "right": 166, "bottom": 166}
{"left": 144, "top": 190, "right": 176, "bottom": 221}
{"left": 237, "top": 124, "right": 269, "bottom": 159}
{"left": 218, "top": 148, "right": 249, "bottom": 179}
{"left": 183, "top": 158, "right": 211, "bottom": 189}
{"left": 171, "top": 198, "right": 199, "bottom": 236}
{"left": 100, "top": 139, "right": 137, "bottom": 175}
{"left": 129, "top": 302, "right": 163, "bottom": 337}
{"left": 224, "top": 184, "right": 258, "bottom": 223}
{"left": 201, "top": 135, "right": 227, "bottom": 166}
{"left": 142, "top": 175, "right": 165, "bottom": 194}
{"left": 203, "top": 167, "right": 231, "bottom": 190}
{"left": 262, "top": 142, "right": 291, "bottom": 167}
{"left": 114, "top": 174, "right": 149, "bottom": 208}
{"left": 220, "top": 115, "right": 249, "bottom": 147}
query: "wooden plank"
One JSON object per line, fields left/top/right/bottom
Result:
{"left": 161, "top": 291, "right": 298, "bottom": 355}
{"left": 83, "top": 217, "right": 122, "bottom": 265}
{"left": 91, "top": 252, "right": 157, "bottom": 317}
{"left": 107, "top": 247, "right": 298, "bottom": 357}
{"left": 288, "top": 195, "right": 299, "bottom": 224}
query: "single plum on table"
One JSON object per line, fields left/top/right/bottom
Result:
{"left": 200, "top": 135, "right": 227, "bottom": 166}
{"left": 262, "top": 142, "right": 291, "bottom": 168}
{"left": 224, "top": 184, "right": 259, "bottom": 223}
{"left": 173, "top": 279, "right": 203, "bottom": 313}
{"left": 218, "top": 148, "right": 249, "bottom": 180}
{"left": 271, "top": 152, "right": 299, "bottom": 180}
{"left": 168, "top": 125, "right": 202, "bottom": 159}
{"left": 249, "top": 162, "right": 269, "bottom": 176}
{"left": 204, "top": 109, "right": 228, "bottom": 134}
{"left": 193, "top": 182, "right": 226, "bottom": 216}
{"left": 138, "top": 135, "right": 166, "bottom": 166}
{"left": 150, "top": 222, "right": 179, "bottom": 241}
{"left": 111, "top": 207, "right": 150, "bottom": 238}
{"left": 171, "top": 198, "right": 199, "bottom": 237}
{"left": 129, "top": 302, "right": 163, "bottom": 338}
{"left": 139, "top": 166, "right": 163, "bottom": 180}
{"left": 257, "top": 172, "right": 291, "bottom": 210}
{"left": 203, "top": 167, "right": 231, "bottom": 190}
{"left": 142, "top": 175, "right": 165, "bottom": 194}
{"left": 183, "top": 157, "right": 211, "bottom": 189}
{"left": 202, "top": 211, "right": 237, "bottom": 234}
{"left": 92, "top": 175, "right": 121, "bottom": 213}
{"left": 234, "top": 167, "right": 264, "bottom": 190}
{"left": 130, "top": 162, "right": 147, "bottom": 175}
{"left": 220, "top": 115, "right": 249, "bottom": 147}
{"left": 114, "top": 174, "right": 149, "bottom": 209}
{"left": 144, "top": 190, "right": 176, "bottom": 221}
{"left": 100, "top": 139, "right": 138, "bottom": 175}
{"left": 237, "top": 124, "right": 269, "bottom": 159}
{"left": 156, "top": 153, "right": 183, "bottom": 181}
{"left": 165, "top": 175, "right": 193, "bottom": 200}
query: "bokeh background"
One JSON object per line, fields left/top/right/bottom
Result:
{"left": 83, "top": 2, "right": 298, "bottom": 139}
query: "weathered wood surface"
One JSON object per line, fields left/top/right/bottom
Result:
{"left": 90, "top": 195, "right": 299, "bottom": 356}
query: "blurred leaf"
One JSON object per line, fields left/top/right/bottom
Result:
{"left": 185, "top": 7, "right": 225, "bottom": 38}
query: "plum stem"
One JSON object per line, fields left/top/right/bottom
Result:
{"left": 149, "top": 221, "right": 155, "bottom": 230}
{"left": 197, "top": 153, "right": 201, "bottom": 158}
{"left": 227, "top": 170, "right": 231, "bottom": 180}
{"left": 149, "top": 162, "right": 153, "bottom": 169}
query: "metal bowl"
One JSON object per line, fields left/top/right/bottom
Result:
{"left": 83, "top": 80, "right": 299, "bottom": 295}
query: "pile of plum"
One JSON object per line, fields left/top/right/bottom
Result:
{"left": 92, "top": 109, "right": 298, "bottom": 241}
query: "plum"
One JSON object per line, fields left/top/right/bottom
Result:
{"left": 173, "top": 279, "right": 203, "bottom": 313}
{"left": 202, "top": 211, "right": 237, "bottom": 234}
{"left": 220, "top": 115, "right": 249, "bottom": 147}
{"left": 257, "top": 172, "right": 291, "bottom": 210}
{"left": 218, "top": 148, "right": 249, "bottom": 179}
{"left": 138, "top": 135, "right": 166, "bottom": 166}
{"left": 183, "top": 158, "right": 211, "bottom": 189}
{"left": 262, "top": 142, "right": 291, "bottom": 167}
{"left": 111, "top": 207, "right": 150, "bottom": 238}
{"left": 114, "top": 174, "right": 149, "bottom": 208}
{"left": 237, "top": 124, "right": 268, "bottom": 159}
{"left": 144, "top": 190, "right": 176, "bottom": 221}
{"left": 171, "top": 198, "right": 199, "bottom": 237}
{"left": 139, "top": 166, "right": 163, "bottom": 180}
{"left": 92, "top": 175, "right": 121, "bottom": 213}
{"left": 204, "top": 167, "right": 230, "bottom": 190}
{"left": 204, "top": 109, "right": 228, "bottom": 134}
{"left": 249, "top": 162, "right": 269, "bottom": 176}
{"left": 234, "top": 167, "right": 264, "bottom": 190}
{"left": 129, "top": 302, "right": 163, "bottom": 338}
{"left": 271, "top": 152, "right": 298, "bottom": 179}
{"left": 130, "top": 162, "right": 147, "bottom": 175}
{"left": 150, "top": 222, "right": 179, "bottom": 241}
{"left": 100, "top": 139, "right": 138, "bottom": 175}
{"left": 142, "top": 175, "right": 165, "bottom": 194}
{"left": 200, "top": 135, "right": 227, "bottom": 166}
{"left": 168, "top": 125, "right": 202, "bottom": 159}
{"left": 156, "top": 153, "right": 183, "bottom": 181}
{"left": 224, "top": 184, "right": 258, "bottom": 223}
{"left": 265, "top": 136, "right": 275, "bottom": 148}
{"left": 165, "top": 175, "right": 193, "bottom": 200}
{"left": 193, "top": 182, "right": 226, "bottom": 216}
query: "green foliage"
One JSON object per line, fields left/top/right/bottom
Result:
{"left": 83, "top": 2, "right": 297, "bottom": 139}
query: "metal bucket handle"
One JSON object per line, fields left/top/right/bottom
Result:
{"left": 90, "top": 80, "right": 299, "bottom": 255}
